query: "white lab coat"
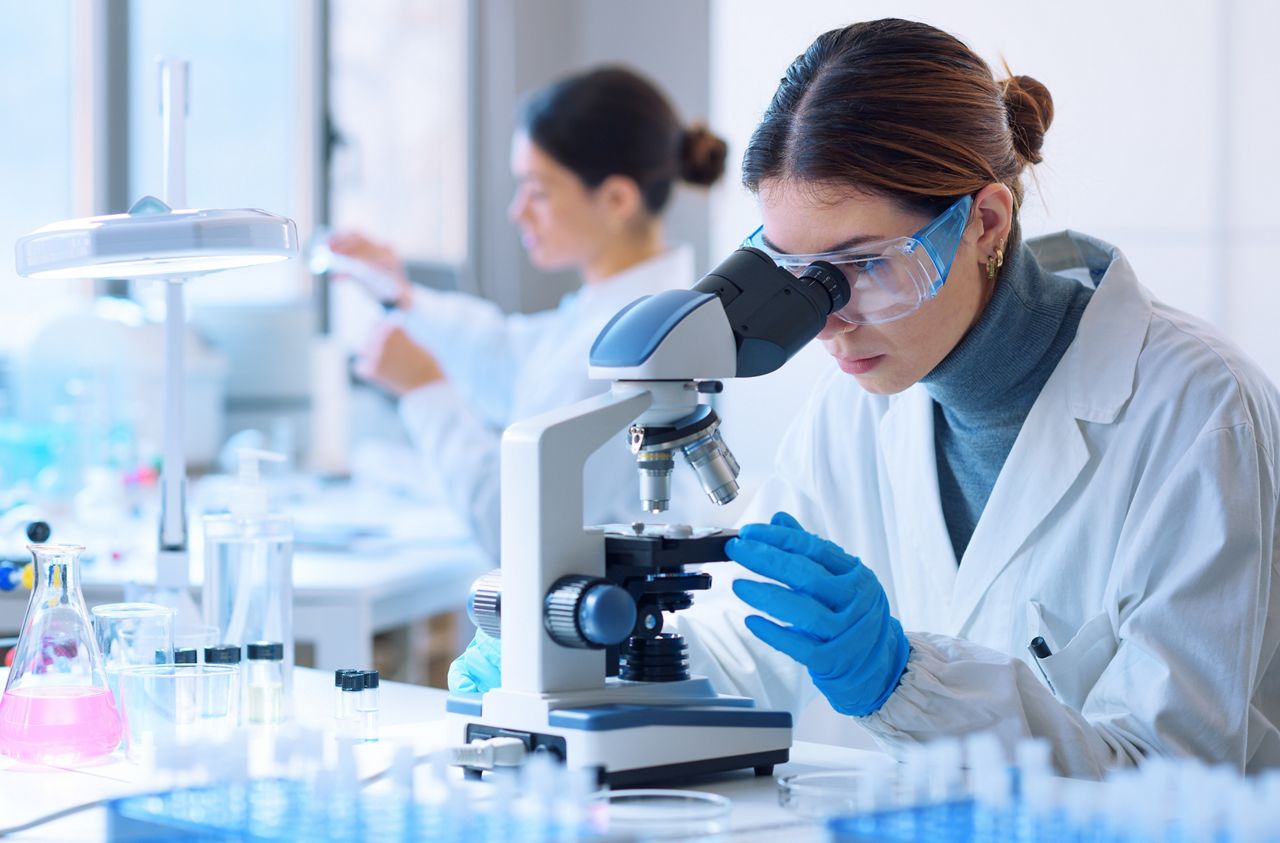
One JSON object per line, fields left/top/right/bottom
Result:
{"left": 678, "top": 231, "right": 1280, "bottom": 778}
{"left": 396, "top": 246, "right": 696, "bottom": 561}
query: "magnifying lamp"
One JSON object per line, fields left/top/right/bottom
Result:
{"left": 15, "top": 196, "right": 297, "bottom": 280}
{"left": 12, "top": 58, "right": 299, "bottom": 625}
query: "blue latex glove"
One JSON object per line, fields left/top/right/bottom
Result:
{"left": 728, "top": 511, "right": 910, "bottom": 717}
{"left": 447, "top": 628, "right": 501, "bottom": 694}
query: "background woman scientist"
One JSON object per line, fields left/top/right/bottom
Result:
{"left": 452, "top": 19, "right": 1280, "bottom": 777}
{"left": 330, "top": 67, "right": 727, "bottom": 564}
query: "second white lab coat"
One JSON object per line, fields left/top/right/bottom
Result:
{"left": 397, "top": 246, "right": 696, "bottom": 561}
{"left": 678, "top": 231, "right": 1280, "bottom": 778}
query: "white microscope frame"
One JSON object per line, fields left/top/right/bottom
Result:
{"left": 495, "top": 294, "right": 737, "bottom": 703}
{"left": 452, "top": 293, "right": 793, "bottom": 781}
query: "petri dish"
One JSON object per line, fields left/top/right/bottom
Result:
{"left": 777, "top": 769, "right": 890, "bottom": 818}
{"left": 591, "top": 789, "right": 731, "bottom": 839}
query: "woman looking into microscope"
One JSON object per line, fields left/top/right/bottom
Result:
{"left": 453, "top": 19, "right": 1280, "bottom": 777}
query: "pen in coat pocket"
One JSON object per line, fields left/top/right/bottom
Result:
{"left": 1027, "top": 636, "right": 1057, "bottom": 696}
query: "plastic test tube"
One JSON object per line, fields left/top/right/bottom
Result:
{"left": 174, "top": 647, "right": 198, "bottom": 664}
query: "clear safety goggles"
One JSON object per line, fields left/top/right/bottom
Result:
{"left": 742, "top": 194, "right": 974, "bottom": 325}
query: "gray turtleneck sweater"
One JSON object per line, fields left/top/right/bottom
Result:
{"left": 920, "top": 241, "right": 1095, "bottom": 562}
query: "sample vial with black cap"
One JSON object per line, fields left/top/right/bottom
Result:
{"left": 356, "top": 670, "right": 379, "bottom": 743}
{"left": 246, "top": 641, "right": 285, "bottom": 724}
{"left": 334, "top": 669, "right": 360, "bottom": 720}
{"left": 171, "top": 647, "right": 200, "bottom": 717}
{"left": 204, "top": 644, "right": 242, "bottom": 667}
{"left": 204, "top": 644, "right": 243, "bottom": 723}
{"left": 340, "top": 670, "right": 364, "bottom": 737}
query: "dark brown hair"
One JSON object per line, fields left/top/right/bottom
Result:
{"left": 520, "top": 66, "right": 727, "bottom": 215}
{"left": 742, "top": 19, "right": 1053, "bottom": 222}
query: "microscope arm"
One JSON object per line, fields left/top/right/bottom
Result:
{"left": 499, "top": 387, "right": 654, "bottom": 694}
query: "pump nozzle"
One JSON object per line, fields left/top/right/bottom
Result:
{"left": 230, "top": 449, "right": 286, "bottom": 519}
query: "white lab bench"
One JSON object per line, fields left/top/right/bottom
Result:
{"left": 0, "top": 481, "right": 491, "bottom": 673}
{"left": 0, "top": 666, "right": 879, "bottom": 841}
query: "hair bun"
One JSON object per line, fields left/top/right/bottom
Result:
{"left": 1001, "top": 74, "right": 1053, "bottom": 166}
{"left": 679, "top": 124, "right": 727, "bottom": 187}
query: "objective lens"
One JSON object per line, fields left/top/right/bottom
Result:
{"left": 682, "top": 428, "right": 740, "bottom": 506}
{"left": 637, "top": 451, "right": 675, "bottom": 513}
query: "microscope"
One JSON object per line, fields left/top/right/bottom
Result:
{"left": 446, "top": 246, "right": 850, "bottom": 786}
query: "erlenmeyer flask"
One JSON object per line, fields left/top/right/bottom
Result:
{"left": 0, "top": 544, "right": 122, "bottom": 764}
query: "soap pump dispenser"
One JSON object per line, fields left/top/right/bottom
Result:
{"left": 202, "top": 448, "right": 294, "bottom": 719}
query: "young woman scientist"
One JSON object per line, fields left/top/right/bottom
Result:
{"left": 331, "top": 67, "right": 727, "bottom": 563}
{"left": 452, "top": 20, "right": 1280, "bottom": 777}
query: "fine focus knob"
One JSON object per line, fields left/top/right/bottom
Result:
{"left": 467, "top": 569, "right": 503, "bottom": 639}
{"left": 544, "top": 576, "right": 637, "bottom": 649}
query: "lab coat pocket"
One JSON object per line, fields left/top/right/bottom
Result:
{"left": 1030, "top": 609, "right": 1117, "bottom": 711}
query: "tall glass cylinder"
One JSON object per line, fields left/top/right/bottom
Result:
{"left": 0, "top": 544, "right": 122, "bottom": 764}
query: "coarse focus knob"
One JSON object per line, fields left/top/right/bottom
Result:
{"left": 544, "top": 576, "right": 637, "bottom": 649}
{"left": 467, "top": 569, "right": 503, "bottom": 639}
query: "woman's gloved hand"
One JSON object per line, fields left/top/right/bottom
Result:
{"left": 447, "top": 628, "right": 502, "bottom": 694}
{"left": 728, "top": 511, "right": 909, "bottom": 717}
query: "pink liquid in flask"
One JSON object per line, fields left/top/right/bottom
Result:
{"left": 0, "top": 685, "right": 122, "bottom": 764}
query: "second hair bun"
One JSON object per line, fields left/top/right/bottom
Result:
{"left": 680, "top": 124, "right": 728, "bottom": 187}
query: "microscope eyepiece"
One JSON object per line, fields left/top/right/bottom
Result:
{"left": 800, "top": 260, "right": 851, "bottom": 313}
{"left": 693, "top": 247, "right": 852, "bottom": 378}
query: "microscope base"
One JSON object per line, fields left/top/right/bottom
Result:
{"left": 446, "top": 694, "right": 792, "bottom": 787}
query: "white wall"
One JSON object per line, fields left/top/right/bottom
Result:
{"left": 705, "top": 0, "right": 1280, "bottom": 745}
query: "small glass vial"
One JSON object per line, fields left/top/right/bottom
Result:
{"left": 204, "top": 645, "right": 243, "bottom": 724}
{"left": 334, "top": 669, "right": 359, "bottom": 720}
{"left": 339, "top": 671, "right": 364, "bottom": 738}
{"left": 356, "top": 670, "right": 380, "bottom": 743}
{"left": 245, "top": 642, "right": 285, "bottom": 725}
{"left": 204, "top": 644, "right": 242, "bottom": 668}
{"left": 172, "top": 647, "right": 199, "bottom": 716}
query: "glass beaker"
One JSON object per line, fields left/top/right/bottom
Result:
{"left": 0, "top": 544, "right": 123, "bottom": 764}
{"left": 92, "top": 602, "right": 176, "bottom": 700}
{"left": 116, "top": 663, "right": 239, "bottom": 764}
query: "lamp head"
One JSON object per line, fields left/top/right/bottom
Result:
{"left": 14, "top": 196, "right": 298, "bottom": 280}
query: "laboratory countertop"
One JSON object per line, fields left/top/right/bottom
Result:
{"left": 0, "top": 666, "right": 878, "bottom": 841}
